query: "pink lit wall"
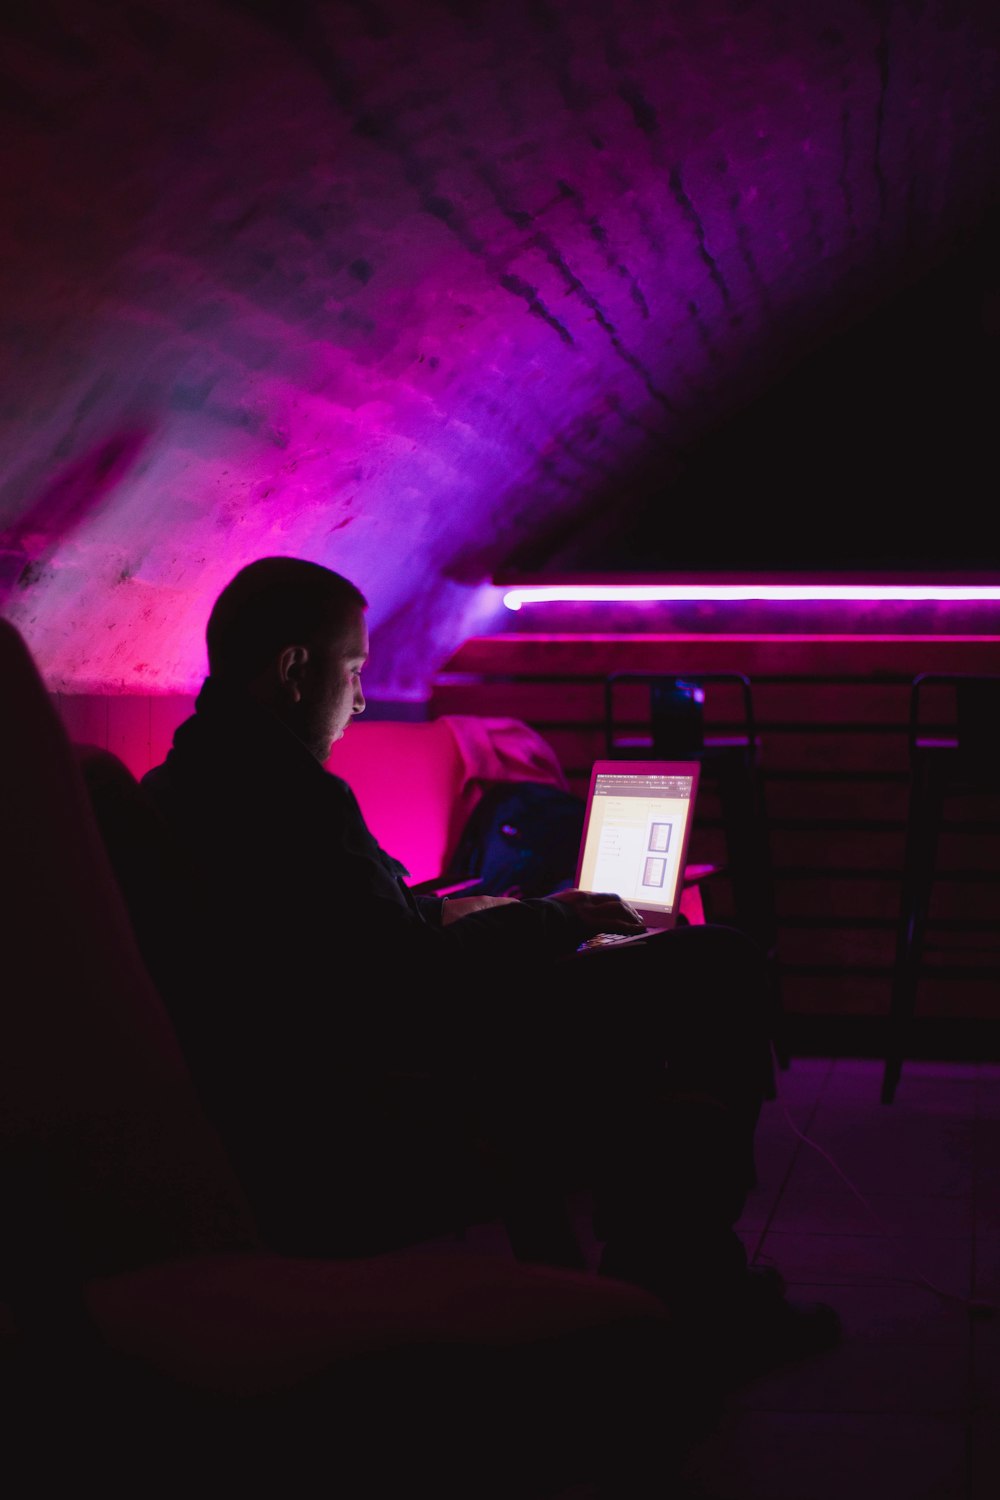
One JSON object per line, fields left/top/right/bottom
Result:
{"left": 325, "top": 719, "right": 466, "bottom": 884}
{"left": 2, "top": 1, "right": 999, "bottom": 703}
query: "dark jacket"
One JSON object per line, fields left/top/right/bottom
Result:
{"left": 139, "top": 678, "right": 589, "bottom": 1252}
{"left": 141, "top": 678, "right": 587, "bottom": 987}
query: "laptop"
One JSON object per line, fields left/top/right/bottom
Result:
{"left": 574, "top": 759, "right": 701, "bottom": 945}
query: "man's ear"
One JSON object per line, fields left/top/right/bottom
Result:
{"left": 277, "top": 644, "right": 309, "bottom": 702}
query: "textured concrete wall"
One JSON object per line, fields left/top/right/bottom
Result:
{"left": 1, "top": 0, "right": 998, "bottom": 697}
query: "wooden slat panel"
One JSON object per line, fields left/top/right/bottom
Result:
{"left": 52, "top": 692, "right": 109, "bottom": 748}
{"left": 605, "top": 732, "right": 909, "bottom": 773}
{"left": 750, "top": 682, "right": 918, "bottom": 724}
{"left": 434, "top": 677, "right": 946, "bottom": 728}
{"left": 756, "top": 733, "right": 909, "bottom": 774}
{"left": 150, "top": 694, "right": 196, "bottom": 772}
{"left": 608, "top": 680, "right": 924, "bottom": 727}
{"left": 769, "top": 827, "right": 1000, "bottom": 873}
{"left": 779, "top": 928, "right": 895, "bottom": 968}
{"left": 538, "top": 726, "right": 616, "bottom": 774}
{"left": 927, "top": 886, "right": 1000, "bottom": 921}
{"left": 439, "top": 635, "right": 1000, "bottom": 679}
{"left": 769, "top": 828, "right": 904, "bottom": 869}
{"left": 770, "top": 877, "right": 1000, "bottom": 924}
{"left": 434, "top": 680, "right": 609, "bottom": 722}
{"left": 50, "top": 691, "right": 197, "bottom": 779}
{"left": 781, "top": 973, "right": 1000, "bottom": 1020}
{"left": 546, "top": 727, "right": 916, "bottom": 779}
{"left": 439, "top": 706, "right": 917, "bottom": 777}
{"left": 779, "top": 975, "right": 890, "bottom": 1017}
{"left": 932, "top": 830, "right": 1000, "bottom": 870}
{"left": 107, "top": 696, "right": 152, "bottom": 780}
{"left": 763, "top": 777, "right": 910, "bottom": 823}
{"left": 774, "top": 931, "right": 1000, "bottom": 972}
{"left": 918, "top": 929, "right": 1000, "bottom": 960}
{"left": 773, "top": 877, "right": 899, "bottom": 922}
{"left": 910, "top": 979, "right": 1000, "bottom": 1020}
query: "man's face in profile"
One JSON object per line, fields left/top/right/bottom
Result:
{"left": 297, "top": 603, "right": 369, "bottom": 761}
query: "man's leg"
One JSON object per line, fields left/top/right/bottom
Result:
{"left": 570, "top": 922, "right": 771, "bottom": 1303}
{"left": 480, "top": 921, "right": 839, "bottom": 1385}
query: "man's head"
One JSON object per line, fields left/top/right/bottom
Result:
{"left": 207, "top": 556, "right": 369, "bottom": 761}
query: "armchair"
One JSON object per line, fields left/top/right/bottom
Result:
{"left": 0, "top": 617, "right": 672, "bottom": 1497}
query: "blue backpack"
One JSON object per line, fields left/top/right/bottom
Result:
{"left": 444, "top": 780, "right": 586, "bottom": 898}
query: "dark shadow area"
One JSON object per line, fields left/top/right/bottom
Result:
{"left": 522, "top": 211, "right": 1000, "bottom": 576}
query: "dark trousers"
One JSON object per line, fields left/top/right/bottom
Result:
{"left": 241, "top": 922, "right": 772, "bottom": 1310}
{"left": 474, "top": 922, "right": 773, "bottom": 1302}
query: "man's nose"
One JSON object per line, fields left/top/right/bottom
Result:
{"left": 353, "top": 685, "right": 366, "bottom": 714}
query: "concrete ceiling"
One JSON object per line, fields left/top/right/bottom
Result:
{"left": 1, "top": 0, "right": 999, "bottom": 699}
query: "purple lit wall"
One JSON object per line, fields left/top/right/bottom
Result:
{"left": 1, "top": 1, "right": 999, "bottom": 700}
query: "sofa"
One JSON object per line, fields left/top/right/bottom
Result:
{"left": 2, "top": 615, "right": 677, "bottom": 1497}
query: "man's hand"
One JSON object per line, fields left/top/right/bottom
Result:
{"left": 548, "top": 888, "right": 646, "bottom": 934}
{"left": 440, "top": 894, "right": 520, "bottom": 926}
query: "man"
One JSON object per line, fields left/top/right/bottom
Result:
{"left": 142, "top": 555, "right": 839, "bottom": 1388}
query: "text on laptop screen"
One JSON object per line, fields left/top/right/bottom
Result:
{"left": 578, "top": 769, "right": 696, "bottom": 917}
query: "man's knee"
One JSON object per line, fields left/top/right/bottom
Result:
{"left": 666, "top": 919, "right": 766, "bottom": 993}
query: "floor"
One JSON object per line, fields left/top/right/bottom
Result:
{"left": 454, "top": 1053, "right": 1000, "bottom": 1498}
{"left": 671, "top": 1055, "right": 1000, "bottom": 1500}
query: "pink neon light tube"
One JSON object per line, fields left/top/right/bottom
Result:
{"left": 502, "top": 582, "right": 1000, "bottom": 610}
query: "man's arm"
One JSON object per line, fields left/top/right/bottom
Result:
{"left": 438, "top": 889, "right": 646, "bottom": 934}
{"left": 439, "top": 894, "right": 519, "bottom": 924}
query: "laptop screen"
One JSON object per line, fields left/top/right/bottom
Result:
{"left": 575, "top": 760, "right": 701, "bottom": 928}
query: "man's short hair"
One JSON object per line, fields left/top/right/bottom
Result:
{"left": 206, "top": 556, "right": 368, "bottom": 683}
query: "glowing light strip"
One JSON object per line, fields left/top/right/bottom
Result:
{"left": 502, "top": 583, "right": 1000, "bottom": 610}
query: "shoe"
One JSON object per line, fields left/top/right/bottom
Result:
{"left": 722, "top": 1294, "right": 842, "bottom": 1388}
{"left": 745, "top": 1262, "right": 786, "bottom": 1301}
{"left": 667, "top": 1285, "right": 841, "bottom": 1399}
{"left": 597, "top": 1253, "right": 786, "bottom": 1317}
